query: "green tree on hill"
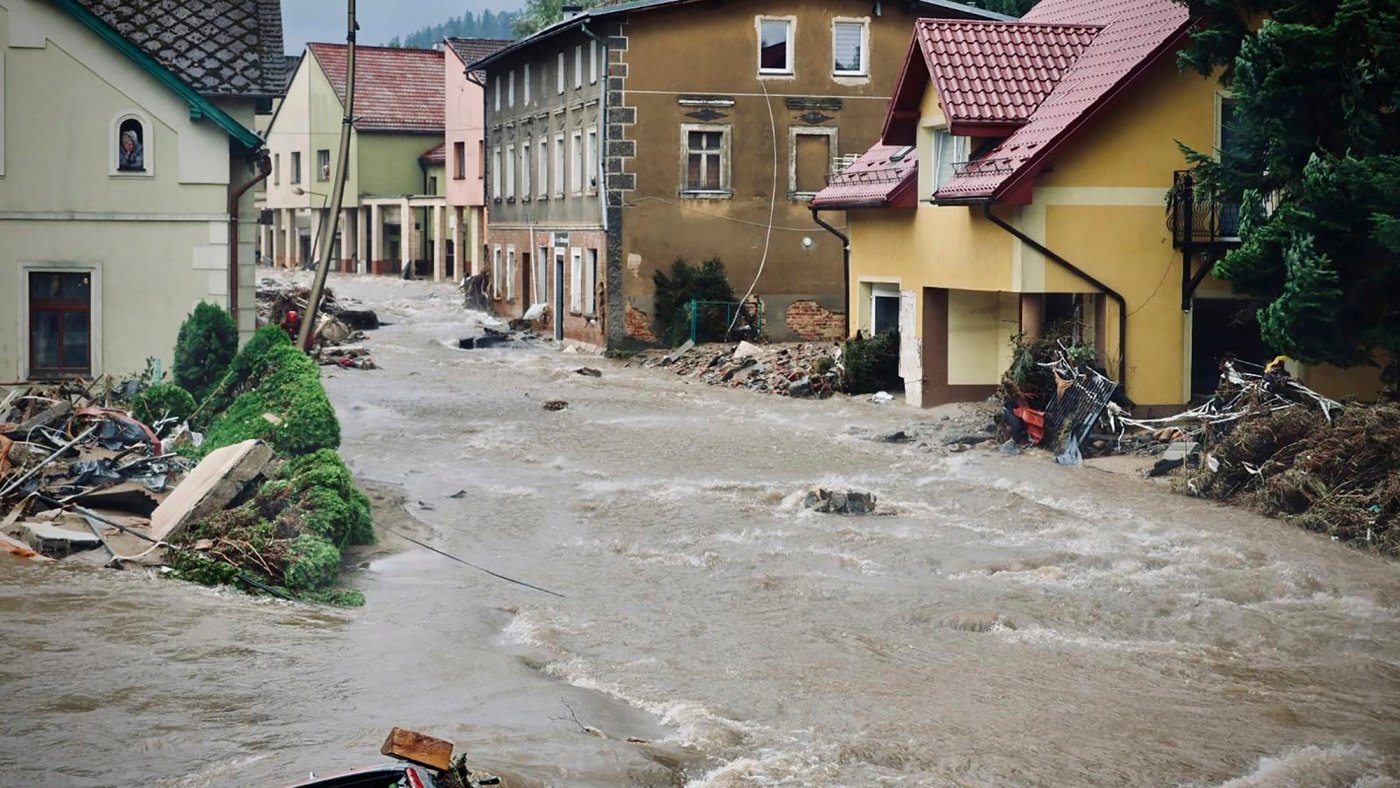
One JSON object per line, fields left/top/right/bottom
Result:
{"left": 1177, "top": 0, "right": 1400, "bottom": 394}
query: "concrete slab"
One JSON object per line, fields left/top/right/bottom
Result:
{"left": 149, "top": 440, "right": 273, "bottom": 543}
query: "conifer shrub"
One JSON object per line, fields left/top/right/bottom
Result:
{"left": 173, "top": 302, "right": 238, "bottom": 403}
{"left": 201, "top": 331, "right": 340, "bottom": 457}
{"left": 840, "top": 330, "right": 901, "bottom": 394}
{"left": 131, "top": 383, "right": 196, "bottom": 426}
{"left": 652, "top": 257, "right": 740, "bottom": 346}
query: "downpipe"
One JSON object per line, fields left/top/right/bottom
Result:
{"left": 227, "top": 149, "right": 272, "bottom": 321}
{"left": 981, "top": 201, "right": 1128, "bottom": 390}
{"left": 810, "top": 208, "right": 851, "bottom": 337}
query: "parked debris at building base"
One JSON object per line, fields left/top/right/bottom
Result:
{"left": 257, "top": 278, "right": 381, "bottom": 370}
{"left": 632, "top": 341, "right": 842, "bottom": 398}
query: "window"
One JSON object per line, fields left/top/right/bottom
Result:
{"left": 871, "top": 284, "right": 899, "bottom": 335}
{"left": 454, "top": 141, "right": 466, "bottom": 179}
{"left": 522, "top": 139, "right": 532, "bottom": 200}
{"left": 428, "top": 175, "right": 438, "bottom": 194}
{"left": 570, "top": 131, "right": 583, "bottom": 195}
{"left": 505, "top": 143, "right": 516, "bottom": 199}
{"left": 574, "top": 45, "right": 582, "bottom": 89}
{"left": 508, "top": 70, "right": 515, "bottom": 107}
{"left": 494, "top": 75, "right": 500, "bottom": 111}
{"left": 524, "top": 64, "right": 532, "bottom": 104}
{"left": 538, "top": 136, "right": 549, "bottom": 197}
{"left": 29, "top": 271, "right": 92, "bottom": 377}
{"left": 557, "top": 52, "right": 565, "bottom": 94}
{"left": 317, "top": 149, "right": 331, "bottom": 181}
{"left": 491, "top": 146, "right": 501, "bottom": 199}
{"left": 832, "top": 20, "right": 868, "bottom": 76}
{"left": 682, "top": 125, "right": 730, "bottom": 195}
{"left": 569, "top": 247, "right": 583, "bottom": 313}
{"left": 290, "top": 151, "right": 302, "bottom": 184}
{"left": 932, "top": 130, "right": 968, "bottom": 189}
{"left": 535, "top": 246, "right": 549, "bottom": 304}
{"left": 553, "top": 133, "right": 565, "bottom": 197}
{"left": 478, "top": 140, "right": 485, "bottom": 179}
{"left": 791, "top": 127, "right": 838, "bottom": 199}
{"left": 273, "top": 153, "right": 280, "bottom": 185}
{"left": 506, "top": 246, "right": 517, "bottom": 300}
{"left": 585, "top": 248, "right": 599, "bottom": 315}
{"left": 114, "top": 115, "right": 148, "bottom": 174}
{"left": 589, "top": 40, "right": 598, "bottom": 84}
{"left": 758, "top": 18, "right": 793, "bottom": 75}
{"left": 492, "top": 246, "right": 502, "bottom": 298}
{"left": 585, "top": 129, "right": 598, "bottom": 193}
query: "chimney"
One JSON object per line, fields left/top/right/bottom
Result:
{"left": 562, "top": 4, "right": 584, "bottom": 19}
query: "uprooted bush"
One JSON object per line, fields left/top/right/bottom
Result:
{"left": 652, "top": 257, "right": 742, "bottom": 346}
{"left": 1183, "top": 403, "right": 1400, "bottom": 555}
{"left": 167, "top": 449, "right": 373, "bottom": 606}
{"left": 840, "top": 330, "right": 901, "bottom": 394}
{"left": 199, "top": 326, "right": 340, "bottom": 457}
{"left": 173, "top": 302, "right": 239, "bottom": 403}
{"left": 130, "top": 383, "right": 196, "bottom": 426}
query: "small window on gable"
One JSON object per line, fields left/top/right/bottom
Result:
{"left": 932, "top": 130, "right": 968, "bottom": 190}
{"left": 759, "top": 18, "right": 793, "bottom": 75}
{"left": 113, "top": 114, "right": 150, "bottom": 175}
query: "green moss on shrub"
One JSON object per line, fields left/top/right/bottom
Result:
{"left": 202, "top": 339, "right": 340, "bottom": 457}
{"left": 285, "top": 534, "right": 341, "bottom": 590}
{"left": 131, "top": 383, "right": 196, "bottom": 425}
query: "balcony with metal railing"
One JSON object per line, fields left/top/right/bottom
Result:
{"left": 1167, "top": 170, "right": 1243, "bottom": 249}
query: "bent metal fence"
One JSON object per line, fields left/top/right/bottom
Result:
{"left": 688, "top": 299, "right": 763, "bottom": 344}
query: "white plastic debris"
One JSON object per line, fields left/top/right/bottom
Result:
{"left": 871, "top": 391, "right": 894, "bottom": 404}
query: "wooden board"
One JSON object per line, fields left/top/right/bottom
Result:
{"left": 380, "top": 728, "right": 453, "bottom": 772}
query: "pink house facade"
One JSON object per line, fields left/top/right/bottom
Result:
{"left": 445, "top": 38, "right": 510, "bottom": 277}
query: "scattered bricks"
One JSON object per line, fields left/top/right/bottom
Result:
{"left": 784, "top": 300, "right": 846, "bottom": 342}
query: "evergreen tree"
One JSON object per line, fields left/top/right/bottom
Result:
{"left": 1178, "top": 0, "right": 1400, "bottom": 393}
{"left": 512, "top": 0, "right": 606, "bottom": 37}
{"left": 962, "top": 0, "right": 1039, "bottom": 16}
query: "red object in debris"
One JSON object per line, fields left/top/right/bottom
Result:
{"left": 1014, "top": 406, "right": 1046, "bottom": 445}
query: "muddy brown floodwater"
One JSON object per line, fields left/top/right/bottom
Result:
{"left": 3, "top": 272, "right": 1399, "bottom": 787}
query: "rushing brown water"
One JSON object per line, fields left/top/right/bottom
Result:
{"left": 3, "top": 273, "right": 1398, "bottom": 787}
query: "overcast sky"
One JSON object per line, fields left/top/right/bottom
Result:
{"left": 282, "top": 1, "right": 519, "bottom": 53}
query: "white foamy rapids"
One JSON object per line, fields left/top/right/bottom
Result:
{"left": 685, "top": 750, "right": 836, "bottom": 787}
{"left": 1211, "top": 744, "right": 1398, "bottom": 787}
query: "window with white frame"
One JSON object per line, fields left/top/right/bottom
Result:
{"left": 832, "top": 19, "right": 868, "bottom": 76}
{"left": 494, "top": 75, "right": 500, "bottom": 111}
{"left": 506, "top": 142, "right": 516, "bottom": 199}
{"left": 522, "top": 139, "right": 531, "bottom": 200}
{"left": 554, "top": 132, "right": 565, "bottom": 197}
{"left": 790, "top": 127, "right": 838, "bottom": 199}
{"left": 506, "top": 246, "right": 517, "bottom": 300}
{"left": 681, "top": 124, "right": 730, "bottom": 195}
{"left": 557, "top": 52, "right": 565, "bottom": 93}
{"left": 535, "top": 246, "right": 549, "bottom": 304}
{"left": 570, "top": 131, "right": 583, "bottom": 194}
{"left": 508, "top": 70, "right": 515, "bottom": 107}
{"left": 290, "top": 150, "right": 302, "bottom": 184}
{"left": 758, "top": 18, "right": 793, "bottom": 75}
{"left": 589, "top": 40, "right": 598, "bottom": 84}
{"left": 932, "top": 129, "right": 968, "bottom": 190}
{"left": 574, "top": 45, "right": 582, "bottom": 89}
{"left": 585, "top": 248, "right": 599, "bottom": 315}
{"left": 112, "top": 112, "right": 153, "bottom": 176}
{"left": 491, "top": 146, "right": 502, "bottom": 199}
{"left": 585, "top": 129, "right": 598, "bottom": 193}
{"left": 538, "top": 135, "right": 549, "bottom": 197}
{"left": 569, "top": 247, "right": 583, "bottom": 313}
{"left": 492, "top": 245, "right": 502, "bottom": 297}
{"left": 524, "top": 63, "right": 532, "bottom": 104}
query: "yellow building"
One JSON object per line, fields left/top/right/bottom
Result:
{"left": 812, "top": 0, "right": 1378, "bottom": 411}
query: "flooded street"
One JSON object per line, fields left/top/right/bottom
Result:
{"left": 3, "top": 273, "right": 1399, "bottom": 787}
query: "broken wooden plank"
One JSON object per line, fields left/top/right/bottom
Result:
{"left": 380, "top": 728, "right": 453, "bottom": 772}
{"left": 12, "top": 401, "right": 73, "bottom": 436}
{"left": 148, "top": 440, "right": 273, "bottom": 543}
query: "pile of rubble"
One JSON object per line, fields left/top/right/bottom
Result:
{"left": 256, "top": 279, "right": 380, "bottom": 370}
{"left": 0, "top": 384, "right": 277, "bottom": 582}
{"left": 630, "top": 340, "right": 841, "bottom": 398}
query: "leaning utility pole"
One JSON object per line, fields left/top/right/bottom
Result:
{"left": 299, "top": 0, "right": 357, "bottom": 351}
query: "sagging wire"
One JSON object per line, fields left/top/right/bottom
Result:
{"left": 727, "top": 76, "right": 779, "bottom": 336}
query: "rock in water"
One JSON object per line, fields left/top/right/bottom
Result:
{"left": 803, "top": 487, "right": 876, "bottom": 514}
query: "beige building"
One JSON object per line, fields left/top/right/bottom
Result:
{"left": 263, "top": 44, "right": 452, "bottom": 279}
{"left": 0, "top": 0, "right": 284, "bottom": 381}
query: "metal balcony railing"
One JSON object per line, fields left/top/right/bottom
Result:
{"left": 1167, "top": 170, "right": 1242, "bottom": 248}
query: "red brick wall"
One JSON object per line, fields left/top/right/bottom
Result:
{"left": 625, "top": 305, "right": 658, "bottom": 343}
{"left": 785, "top": 300, "right": 845, "bottom": 341}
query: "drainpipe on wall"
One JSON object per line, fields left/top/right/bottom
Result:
{"left": 980, "top": 201, "right": 1129, "bottom": 391}
{"left": 809, "top": 208, "right": 851, "bottom": 338}
{"left": 228, "top": 149, "right": 272, "bottom": 324}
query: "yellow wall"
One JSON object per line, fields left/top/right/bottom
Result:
{"left": 947, "top": 290, "right": 1019, "bottom": 385}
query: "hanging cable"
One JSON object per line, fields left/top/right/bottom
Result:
{"left": 727, "top": 76, "right": 779, "bottom": 336}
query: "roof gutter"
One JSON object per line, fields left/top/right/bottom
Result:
{"left": 810, "top": 208, "right": 851, "bottom": 338}
{"left": 53, "top": 0, "right": 263, "bottom": 150}
{"left": 981, "top": 201, "right": 1128, "bottom": 390}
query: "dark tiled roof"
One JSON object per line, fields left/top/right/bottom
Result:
{"left": 812, "top": 145, "right": 919, "bottom": 209}
{"left": 75, "top": 0, "right": 286, "bottom": 96}
{"left": 935, "top": 0, "right": 1191, "bottom": 201}
{"left": 917, "top": 20, "right": 1100, "bottom": 127}
{"left": 419, "top": 141, "right": 447, "bottom": 164}
{"left": 445, "top": 37, "right": 513, "bottom": 67}
{"left": 308, "top": 44, "right": 444, "bottom": 133}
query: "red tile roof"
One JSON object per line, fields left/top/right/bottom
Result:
{"left": 445, "top": 37, "right": 513, "bottom": 70}
{"left": 936, "top": 0, "right": 1191, "bottom": 202}
{"left": 308, "top": 44, "right": 444, "bottom": 133}
{"left": 916, "top": 20, "right": 1100, "bottom": 129}
{"left": 419, "top": 142, "right": 447, "bottom": 164}
{"left": 812, "top": 145, "right": 919, "bottom": 210}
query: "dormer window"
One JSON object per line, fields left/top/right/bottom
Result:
{"left": 932, "top": 130, "right": 968, "bottom": 190}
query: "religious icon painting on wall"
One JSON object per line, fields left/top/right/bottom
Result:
{"left": 117, "top": 118, "right": 145, "bottom": 172}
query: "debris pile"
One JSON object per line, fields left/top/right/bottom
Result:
{"left": 631, "top": 340, "right": 841, "bottom": 397}
{"left": 457, "top": 318, "right": 540, "bottom": 350}
{"left": 803, "top": 488, "right": 877, "bottom": 514}
{"left": 257, "top": 278, "right": 380, "bottom": 370}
